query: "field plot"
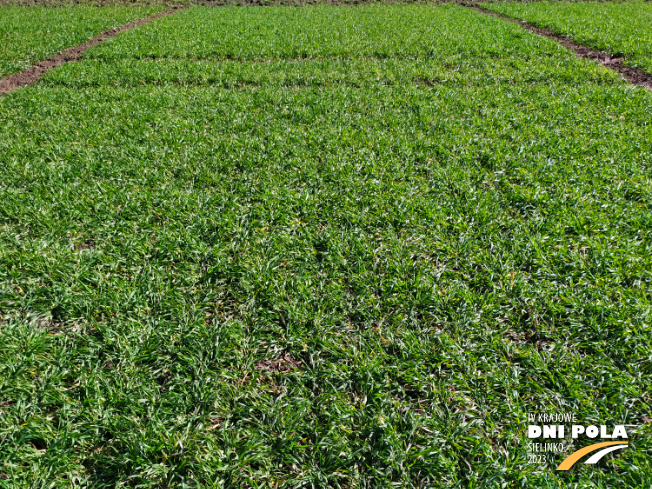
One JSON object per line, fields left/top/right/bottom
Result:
{"left": 484, "top": 0, "right": 652, "bottom": 74}
{"left": 1, "top": 4, "right": 652, "bottom": 488}
{"left": 0, "top": 6, "right": 163, "bottom": 78}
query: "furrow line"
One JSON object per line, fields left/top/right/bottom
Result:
{"left": 464, "top": 3, "right": 652, "bottom": 91}
{"left": 0, "top": 7, "right": 186, "bottom": 97}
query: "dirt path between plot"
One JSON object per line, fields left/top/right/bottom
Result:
{"left": 0, "top": 7, "right": 185, "bottom": 96}
{"left": 464, "top": 4, "right": 652, "bottom": 91}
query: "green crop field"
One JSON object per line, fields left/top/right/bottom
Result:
{"left": 0, "top": 6, "right": 163, "bottom": 78}
{"left": 484, "top": 0, "right": 652, "bottom": 74}
{"left": 1, "top": 3, "right": 651, "bottom": 488}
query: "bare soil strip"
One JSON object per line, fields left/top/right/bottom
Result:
{"left": 0, "top": 7, "right": 184, "bottom": 96}
{"left": 465, "top": 4, "right": 652, "bottom": 91}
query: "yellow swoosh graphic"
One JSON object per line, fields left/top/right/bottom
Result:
{"left": 556, "top": 441, "right": 628, "bottom": 471}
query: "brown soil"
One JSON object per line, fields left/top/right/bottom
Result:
{"left": 0, "top": 0, "right": 434, "bottom": 6}
{"left": 465, "top": 4, "right": 652, "bottom": 91}
{"left": 197, "top": 0, "right": 434, "bottom": 5}
{"left": 75, "top": 238, "right": 96, "bottom": 251}
{"left": 505, "top": 330, "right": 550, "bottom": 351}
{"left": 0, "top": 7, "right": 184, "bottom": 96}
{"left": 255, "top": 353, "right": 302, "bottom": 374}
{"left": 0, "top": 0, "right": 179, "bottom": 5}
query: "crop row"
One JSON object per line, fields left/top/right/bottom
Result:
{"left": 1, "top": 4, "right": 651, "bottom": 487}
